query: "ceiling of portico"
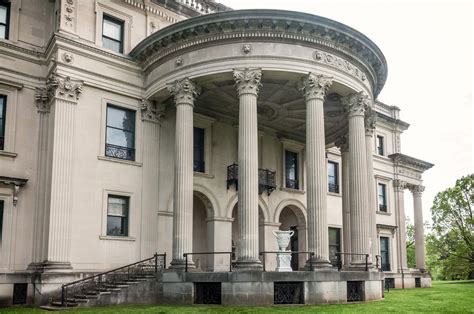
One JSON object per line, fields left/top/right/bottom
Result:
{"left": 157, "top": 71, "right": 354, "bottom": 144}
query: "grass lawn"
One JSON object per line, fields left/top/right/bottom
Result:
{"left": 2, "top": 280, "right": 473, "bottom": 313}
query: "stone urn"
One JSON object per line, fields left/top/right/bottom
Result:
{"left": 273, "top": 230, "right": 294, "bottom": 251}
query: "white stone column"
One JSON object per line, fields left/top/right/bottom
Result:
{"left": 336, "top": 135, "right": 351, "bottom": 266}
{"left": 365, "top": 108, "right": 378, "bottom": 262}
{"left": 410, "top": 185, "right": 426, "bottom": 271}
{"left": 140, "top": 100, "right": 165, "bottom": 258}
{"left": 393, "top": 179, "right": 408, "bottom": 271}
{"left": 299, "top": 73, "right": 333, "bottom": 268}
{"left": 233, "top": 68, "right": 262, "bottom": 270}
{"left": 342, "top": 92, "right": 372, "bottom": 268}
{"left": 43, "top": 74, "right": 83, "bottom": 269}
{"left": 168, "top": 78, "right": 200, "bottom": 269}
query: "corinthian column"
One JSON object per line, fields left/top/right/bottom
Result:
{"left": 233, "top": 68, "right": 263, "bottom": 269}
{"left": 168, "top": 78, "right": 200, "bottom": 269}
{"left": 43, "top": 74, "right": 83, "bottom": 269}
{"left": 410, "top": 185, "right": 426, "bottom": 271}
{"left": 299, "top": 73, "right": 333, "bottom": 268}
{"left": 336, "top": 135, "right": 350, "bottom": 266}
{"left": 393, "top": 179, "right": 408, "bottom": 271}
{"left": 342, "top": 92, "right": 372, "bottom": 268}
{"left": 365, "top": 108, "right": 378, "bottom": 262}
{"left": 233, "top": 68, "right": 262, "bottom": 270}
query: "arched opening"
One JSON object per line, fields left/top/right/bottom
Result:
{"left": 278, "top": 205, "right": 307, "bottom": 270}
{"left": 192, "top": 192, "right": 212, "bottom": 270}
{"left": 231, "top": 204, "right": 265, "bottom": 263}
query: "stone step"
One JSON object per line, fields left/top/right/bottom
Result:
{"left": 50, "top": 301, "right": 78, "bottom": 307}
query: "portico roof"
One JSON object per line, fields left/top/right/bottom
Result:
{"left": 130, "top": 9, "right": 388, "bottom": 97}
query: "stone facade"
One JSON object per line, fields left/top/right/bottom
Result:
{"left": 0, "top": 0, "right": 433, "bottom": 306}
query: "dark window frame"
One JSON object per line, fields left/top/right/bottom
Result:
{"left": 284, "top": 150, "right": 299, "bottom": 190}
{"left": 328, "top": 161, "right": 339, "bottom": 193}
{"left": 102, "top": 14, "right": 124, "bottom": 53}
{"left": 328, "top": 227, "right": 341, "bottom": 266}
{"left": 380, "top": 236, "right": 390, "bottom": 271}
{"left": 106, "top": 194, "right": 129, "bottom": 237}
{"left": 0, "top": 94, "right": 6, "bottom": 150}
{"left": 193, "top": 127, "right": 205, "bottom": 173}
{"left": 376, "top": 135, "right": 384, "bottom": 156}
{"left": 0, "top": 1, "right": 11, "bottom": 40}
{"left": 378, "top": 183, "right": 387, "bottom": 212}
{"left": 105, "top": 104, "right": 136, "bottom": 161}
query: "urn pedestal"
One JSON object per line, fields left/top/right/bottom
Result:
{"left": 273, "top": 230, "right": 294, "bottom": 272}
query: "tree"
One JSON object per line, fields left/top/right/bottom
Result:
{"left": 428, "top": 174, "right": 474, "bottom": 280}
{"left": 406, "top": 221, "right": 416, "bottom": 268}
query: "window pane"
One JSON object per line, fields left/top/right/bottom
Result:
{"left": 103, "top": 17, "right": 122, "bottom": 40}
{"left": 103, "top": 37, "right": 121, "bottom": 53}
{"left": 0, "top": 25, "right": 5, "bottom": 39}
{"left": 107, "top": 106, "right": 134, "bottom": 131}
{"left": 108, "top": 197, "right": 126, "bottom": 216}
{"left": 107, "top": 216, "right": 123, "bottom": 236}
{"left": 106, "top": 127, "right": 133, "bottom": 148}
{"left": 193, "top": 127, "right": 205, "bottom": 172}
{"left": 0, "top": 6, "right": 6, "bottom": 24}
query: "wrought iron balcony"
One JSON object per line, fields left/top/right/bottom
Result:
{"left": 105, "top": 143, "right": 135, "bottom": 161}
{"left": 328, "top": 182, "right": 339, "bottom": 193}
{"left": 226, "top": 164, "right": 277, "bottom": 195}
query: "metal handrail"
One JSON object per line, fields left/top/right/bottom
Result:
{"left": 60, "top": 253, "right": 166, "bottom": 307}
{"left": 259, "top": 251, "right": 315, "bottom": 271}
{"left": 335, "top": 252, "right": 370, "bottom": 271}
{"left": 183, "top": 252, "right": 233, "bottom": 273}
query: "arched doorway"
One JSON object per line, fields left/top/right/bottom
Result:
{"left": 193, "top": 191, "right": 213, "bottom": 270}
{"left": 278, "top": 205, "right": 307, "bottom": 270}
{"left": 231, "top": 204, "right": 264, "bottom": 263}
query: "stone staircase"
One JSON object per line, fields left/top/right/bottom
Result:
{"left": 41, "top": 254, "right": 165, "bottom": 310}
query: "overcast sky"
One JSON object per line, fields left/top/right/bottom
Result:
{"left": 221, "top": 0, "right": 473, "bottom": 226}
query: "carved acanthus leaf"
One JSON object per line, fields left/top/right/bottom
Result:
{"left": 393, "top": 179, "right": 407, "bottom": 191}
{"left": 141, "top": 99, "right": 166, "bottom": 123}
{"left": 409, "top": 185, "right": 425, "bottom": 196}
{"left": 167, "top": 78, "right": 200, "bottom": 105}
{"left": 364, "top": 106, "right": 377, "bottom": 134}
{"left": 233, "top": 68, "right": 262, "bottom": 96}
{"left": 335, "top": 134, "right": 349, "bottom": 152}
{"left": 342, "top": 92, "right": 370, "bottom": 117}
{"left": 298, "top": 73, "right": 333, "bottom": 101}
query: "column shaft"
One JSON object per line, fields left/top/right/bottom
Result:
{"left": 394, "top": 180, "right": 408, "bottom": 270}
{"left": 365, "top": 111, "right": 378, "bottom": 262}
{"left": 412, "top": 186, "right": 426, "bottom": 270}
{"left": 338, "top": 138, "right": 351, "bottom": 266}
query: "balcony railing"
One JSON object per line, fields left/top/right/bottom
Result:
{"left": 328, "top": 182, "right": 339, "bottom": 193}
{"left": 227, "top": 164, "right": 276, "bottom": 195}
{"left": 105, "top": 143, "right": 135, "bottom": 161}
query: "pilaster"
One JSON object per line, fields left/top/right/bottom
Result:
{"left": 365, "top": 107, "right": 378, "bottom": 261}
{"left": 393, "top": 179, "right": 408, "bottom": 271}
{"left": 299, "top": 73, "right": 333, "bottom": 268}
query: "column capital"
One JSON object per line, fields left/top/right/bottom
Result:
{"left": 364, "top": 106, "right": 377, "bottom": 136}
{"left": 298, "top": 72, "right": 333, "bottom": 101}
{"left": 47, "top": 73, "right": 83, "bottom": 103}
{"left": 409, "top": 185, "right": 425, "bottom": 197}
{"left": 233, "top": 68, "right": 262, "bottom": 96}
{"left": 34, "top": 88, "right": 51, "bottom": 113}
{"left": 342, "top": 92, "right": 370, "bottom": 117}
{"left": 140, "top": 99, "right": 166, "bottom": 124}
{"left": 167, "top": 77, "right": 200, "bottom": 106}
{"left": 335, "top": 134, "right": 349, "bottom": 152}
{"left": 393, "top": 179, "right": 407, "bottom": 191}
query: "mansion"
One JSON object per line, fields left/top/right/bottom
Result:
{"left": 0, "top": 0, "right": 433, "bottom": 306}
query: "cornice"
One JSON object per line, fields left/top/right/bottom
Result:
{"left": 375, "top": 112, "right": 410, "bottom": 130}
{"left": 130, "top": 9, "right": 387, "bottom": 96}
{"left": 388, "top": 153, "right": 434, "bottom": 172}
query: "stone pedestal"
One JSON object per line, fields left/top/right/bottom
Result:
{"left": 275, "top": 252, "right": 293, "bottom": 272}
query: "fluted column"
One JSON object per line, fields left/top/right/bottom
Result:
{"left": 336, "top": 135, "right": 351, "bottom": 266}
{"left": 168, "top": 78, "right": 200, "bottom": 269}
{"left": 299, "top": 73, "right": 333, "bottom": 268}
{"left": 342, "top": 92, "right": 372, "bottom": 268}
{"left": 410, "top": 185, "right": 426, "bottom": 271}
{"left": 43, "top": 74, "right": 83, "bottom": 269}
{"left": 393, "top": 179, "right": 408, "bottom": 270}
{"left": 233, "top": 68, "right": 262, "bottom": 270}
{"left": 365, "top": 108, "right": 378, "bottom": 262}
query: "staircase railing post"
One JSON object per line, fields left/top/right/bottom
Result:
{"left": 365, "top": 254, "right": 369, "bottom": 271}
{"left": 128, "top": 266, "right": 130, "bottom": 280}
{"left": 184, "top": 254, "right": 188, "bottom": 273}
{"left": 310, "top": 252, "right": 314, "bottom": 271}
{"left": 164, "top": 252, "right": 167, "bottom": 270}
{"left": 61, "top": 285, "right": 65, "bottom": 307}
{"left": 154, "top": 252, "right": 158, "bottom": 273}
{"left": 229, "top": 253, "right": 232, "bottom": 272}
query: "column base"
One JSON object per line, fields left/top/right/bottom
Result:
{"left": 169, "top": 259, "right": 196, "bottom": 270}
{"left": 233, "top": 259, "right": 262, "bottom": 271}
{"left": 36, "top": 261, "right": 73, "bottom": 271}
{"left": 305, "top": 258, "right": 333, "bottom": 270}
{"left": 349, "top": 260, "right": 373, "bottom": 270}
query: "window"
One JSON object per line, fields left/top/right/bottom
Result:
{"left": 0, "top": 95, "right": 5, "bottom": 150}
{"left": 380, "top": 237, "right": 390, "bottom": 271}
{"left": 105, "top": 105, "right": 135, "bottom": 161}
{"left": 378, "top": 183, "right": 387, "bottom": 212}
{"left": 376, "top": 135, "right": 384, "bottom": 156}
{"left": 329, "top": 227, "right": 341, "bottom": 266}
{"left": 193, "top": 127, "right": 205, "bottom": 172}
{"left": 285, "top": 150, "right": 298, "bottom": 189}
{"left": 102, "top": 15, "right": 124, "bottom": 53}
{"left": 107, "top": 195, "right": 129, "bottom": 236}
{"left": 0, "top": 200, "right": 3, "bottom": 242}
{"left": 328, "top": 161, "right": 339, "bottom": 193}
{"left": 0, "top": 1, "right": 10, "bottom": 40}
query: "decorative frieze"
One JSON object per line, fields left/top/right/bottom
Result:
{"left": 140, "top": 99, "right": 166, "bottom": 124}
{"left": 342, "top": 92, "right": 370, "bottom": 117}
{"left": 313, "top": 49, "right": 367, "bottom": 82}
{"left": 64, "top": 0, "right": 75, "bottom": 27}
{"left": 233, "top": 68, "right": 262, "bottom": 96}
{"left": 167, "top": 77, "right": 200, "bottom": 106}
{"left": 298, "top": 73, "right": 333, "bottom": 101}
